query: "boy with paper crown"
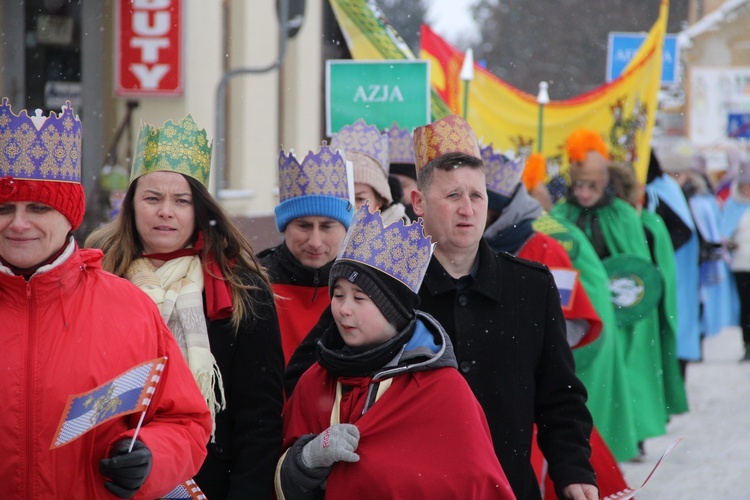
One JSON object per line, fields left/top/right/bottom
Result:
{"left": 0, "top": 99, "right": 211, "bottom": 498}
{"left": 276, "top": 204, "right": 514, "bottom": 499}
{"left": 258, "top": 142, "right": 354, "bottom": 365}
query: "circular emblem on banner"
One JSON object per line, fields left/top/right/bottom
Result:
{"left": 602, "top": 254, "right": 663, "bottom": 328}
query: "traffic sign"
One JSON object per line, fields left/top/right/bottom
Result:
{"left": 606, "top": 32, "right": 678, "bottom": 85}
{"left": 326, "top": 60, "right": 430, "bottom": 136}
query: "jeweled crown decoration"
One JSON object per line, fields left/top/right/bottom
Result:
{"left": 278, "top": 141, "right": 351, "bottom": 201}
{"left": 413, "top": 115, "right": 481, "bottom": 171}
{"left": 0, "top": 98, "right": 81, "bottom": 182}
{"left": 130, "top": 115, "right": 212, "bottom": 187}
{"left": 481, "top": 144, "right": 526, "bottom": 196}
{"left": 337, "top": 203, "right": 434, "bottom": 293}
{"left": 386, "top": 123, "right": 415, "bottom": 165}
{"left": 330, "top": 119, "right": 389, "bottom": 174}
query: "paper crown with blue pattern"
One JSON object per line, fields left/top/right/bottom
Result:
{"left": 336, "top": 202, "right": 434, "bottom": 293}
{"left": 275, "top": 141, "right": 354, "bottom": 232}
{"left": 0, "top": 98, "right": 81, "bottom": 182}
{"left": 130, "top": 115, "right": 212, "bottom": 188}
{"left": 330, "top": 119, "right": 389, "bottom": 174}
{"left": 0, "top": 98, "right": 85, "bottom": 229}
{"left": 386, "top": 123, "right": 416, "bottom": 165}
{"left": 481, "top": 144, "right": 526, "bottom": 197}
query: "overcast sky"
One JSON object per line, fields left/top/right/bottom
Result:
{"left": 423, "top": 0, "right": 479, "bottom": 44}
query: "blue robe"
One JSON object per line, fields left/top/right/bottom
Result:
{"left": 646, "top": 175, "right": 701, "bottom": 360}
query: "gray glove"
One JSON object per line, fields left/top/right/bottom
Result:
{"left": 301, "top": 424, "right": 360, "bottom": 469}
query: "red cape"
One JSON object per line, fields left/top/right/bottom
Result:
{"left": 283, "top": 364, "right": 515, "bottom": 499}
{"left": 272, "top": 283, "right": 330, "bottom": 365}
{"left": 520, "top": 233, "right": 628, "bottom": 498}
{"left": 519, "top": 232, "right": 602, "bottom": 347}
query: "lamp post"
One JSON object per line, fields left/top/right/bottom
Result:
{"left": 460, "top": 48, "right": 474, "bottom": 119}
{"left": 537, "top": 81, "right": 549, "bottom": 152}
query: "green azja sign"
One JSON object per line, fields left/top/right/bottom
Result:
{"left": 326, "top": 60, "right": 430, "bottom": 136}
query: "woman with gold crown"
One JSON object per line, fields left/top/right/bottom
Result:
{"left": 86, "top": 115, "right": 284, "bottom": 499}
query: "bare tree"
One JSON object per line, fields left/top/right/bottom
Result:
{"left": 379, "top": 0, "right": 428, "bottom": 54}
{"left": 471, "top": 0, "right": 688, "bottom": 99}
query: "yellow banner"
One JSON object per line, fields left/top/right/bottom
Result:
{"left": 421, "top": 1, "right": 668, "bottom": 183}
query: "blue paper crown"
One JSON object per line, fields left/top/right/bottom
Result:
{"left": 386, "top": 123, "right": 415, "bottom": 164}
{"left": 337, "top": 203, "right": 434, "bottom": 293}
{"left": 481, "top": 144, "right": 526, "bottom": 197}
{"left": 0, "top": 98, "right": 81, "bottom": 182}
{"left": 275, "top": 141, "right": 353, "bottom": 231}
{"left": 330, "top": 119, "right": 389, "bottom": 174}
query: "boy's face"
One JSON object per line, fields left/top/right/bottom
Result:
{"left": 331, "top": 278, "right": 397, "bottom": 348}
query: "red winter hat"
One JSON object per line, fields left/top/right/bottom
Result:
{"left": 0, "top": 178, "right": 85, "bottom": 230}
{"left": 0, "top": 99, "right": 84, "bottom": 230}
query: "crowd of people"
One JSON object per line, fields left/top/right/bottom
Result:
{"left": 1, "top": 95, "right": 747, "bottom": 499}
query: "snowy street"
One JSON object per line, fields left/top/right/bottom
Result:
{"left": 619, "top": 327, "right": 750, "bottom": 498}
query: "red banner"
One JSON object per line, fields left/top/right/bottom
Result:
{"left": 115, "top": 0, "right": 183, "bottom": 96}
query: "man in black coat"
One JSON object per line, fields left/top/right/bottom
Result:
{"left": 286, "top": 115, "right": 597, "bottom": 499}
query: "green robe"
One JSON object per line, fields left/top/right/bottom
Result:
{"left": 640, "top": 209, "right": 689, "bottom": 416}
{"left": 552, "top": 198, "right": 668, "bottom": 442}
{"left": 534, "top": 213, "right": 639, "bottom": 461}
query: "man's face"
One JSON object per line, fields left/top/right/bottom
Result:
{"left": 570, "top": 151, "right": 609, "bottom": 208}
{"left": 412, "top": 166, "right": 487, "bottom": 257}
{"left": 284, "top": 216, "right": 347, "bottom": 269}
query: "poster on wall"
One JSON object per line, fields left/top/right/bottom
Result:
{"left": 115, "top": 0, "right": 183, "bottom": 96}
{"left": 689, "top": 67, "right": 750, "bottom": 147}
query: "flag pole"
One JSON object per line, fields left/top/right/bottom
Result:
{"left": 460, "top": 48, "right": 474, "bottom": 119}
{"left": 536, "top": 81, "right": 549, "bottom": 152}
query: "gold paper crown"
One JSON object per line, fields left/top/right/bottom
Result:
{"left": 130, "top": 115, "right": 212, "bottom": 187}
{"left": 337, "top": 202, "right": 434, "bottom": 293}
{"left": 413, "top": 115, "right": 481, "bottom": 171}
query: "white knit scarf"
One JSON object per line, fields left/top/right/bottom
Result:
{"left": 126, "top": 256, "right": 226, "bottom": 437}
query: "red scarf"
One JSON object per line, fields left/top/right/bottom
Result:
{"left": 142, "top": 232, "right": 234, "bottom": 320}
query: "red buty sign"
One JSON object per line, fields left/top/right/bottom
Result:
{"left": 116, "top": 0, "right": 182, "bottom": 96}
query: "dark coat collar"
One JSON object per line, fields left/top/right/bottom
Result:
{"left": 420, "top": 239, "right": 502, "bottom": 303}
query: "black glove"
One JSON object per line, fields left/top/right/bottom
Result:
{"left": 99, "top": 439, "right": 153, "bottom": 499}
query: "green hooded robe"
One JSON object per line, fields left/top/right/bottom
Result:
{"left": 552, "top": 198, "right": 668, "bottom": 442}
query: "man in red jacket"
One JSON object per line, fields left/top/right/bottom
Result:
{"left": 258, "top": 142, "right": 354, "bottom": 365}
{"left": 0, "top": 99, "right": 211, "bottom": 499}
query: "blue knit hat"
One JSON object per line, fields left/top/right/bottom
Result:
{"left": 275, "top": 141, "right": 354, "bottom": 232}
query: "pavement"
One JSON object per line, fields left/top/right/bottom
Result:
{"left": 618, "top": 327, "right": 750, "bottom": 499}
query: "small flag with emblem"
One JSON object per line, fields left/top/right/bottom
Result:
{"left": 50, "top": 357, "right": 167, "bottom": 449}
{"left": 159, "top": 479, "right": 206, "bottom": 500}
{"left": 549, "top": 268, "right": 578, "bottom": 311}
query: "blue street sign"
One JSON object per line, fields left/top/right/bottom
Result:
{"left": 606, "top": 32, "right": 679, "bottom": 85}
{"left": 727, "top": 113, "right": 750, "bottom": 139}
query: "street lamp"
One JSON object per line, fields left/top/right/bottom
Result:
{"left": 460, "top": 48, "right": 474, "bottom": 119}
{"left": 537, "top": 81, "right": 549, "bottom": 152}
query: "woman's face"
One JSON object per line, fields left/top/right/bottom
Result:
{"left": 0, "top": 201, "right": 72, "bottom": 269}
{"left": 353, "top": 182, "right": 383, "bottom": 211}
{"left": 133, "top": 171, "right": 196, "bottom": 255}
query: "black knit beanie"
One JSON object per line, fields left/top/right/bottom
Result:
{"left": 329, "top": 261, "right": 419, "bottom": 331}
